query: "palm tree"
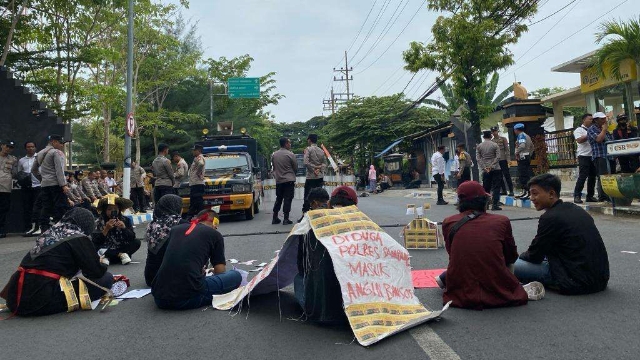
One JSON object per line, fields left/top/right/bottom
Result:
{"left": 594, "top": 16, "right": 640, "bottom": 115}
{"left": 421, "top": 72, "right": 512, "bottom": 114}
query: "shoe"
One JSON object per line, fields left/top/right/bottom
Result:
{"left": 434, "top": 276, "right": 444, "bottom": 290}
{"left": 585, "top": 196, "right": 598, "bottom": 203}
{"left": 491, "top": 206, "right": 503, "bottom": 211}
{"left": 498, "top": 202, "right": 505, "bottom": 206}
{"left": 119, "top": 253, "right": 131, "bottom": 265}
{"left": 283, "top": 218, "right": 293, "bottom": 225}
{"left": 597, "top": 197, "right": 609, "bottom": 203}
{"left": 100, "top": 257, "right": 110, "bottom": 266}
{"left": 574, "top": 196, "right": 583, "bottom": 204}
{"left": 297, "top": 215, "right": 305, "bottom": 223}
{"left": 272, "top": 214, "right": 281, "bottom": 225}
{"left": 436, "top": 200, "right": 449, "bottom": 205}
{"left": 500, "top": 191, "right": 507, "bottom": 196}
{"left": 24, "top": 223, "right": 37, "bottom": 235}
{"left": 31, "top": 228, "right": 42, "bottom": 236}
{"left": 0, "top": 233, "right": 6, "bottom": 238}
{"left": 523, "top": 281, "right": 545, "bottom": 301}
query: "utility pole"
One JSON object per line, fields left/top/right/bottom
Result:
{"left": 122, "top": 0, "right": 134, "bottom": 199}
{"left": 333, "top": 51, "right": 353, "bottom": 101}
{"left": 322, "top": 51, "right": 354, "bottom": 116}
{"left": 322, "top": 87, "right": 336, "bottom": 121}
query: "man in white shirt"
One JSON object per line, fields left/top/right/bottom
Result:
{"left": 431, "top": 145, "right": 448, "bottom": 205}
{"left": 18, "top": 141, "right": 42, "bottom": 235}
{"left": 573, "top": 114, "right": 598, "bottom": 204}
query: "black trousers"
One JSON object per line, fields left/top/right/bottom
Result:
{"left": 93, "top": 237, "right": 142, "bottom": 262}
{"left": 189, "top": 184, "right": 205, "bottom": 216}
{"left": 618, "top": 155, "right": 640, "bottom": 173}
{"left": 498, "top": 160, "right": 514, "bottom": 193}
{"left": 574, "top": 156, "right": 597, "bottom": 198}
{"left": 22, "top": 186, "right": 41, "bottom": 229}
{"left": 153, "top": 185, "right": 175, "bottom": 203}
{"left": 131, "top": 187, "right": 146, "bottom": 212}
{"left": 433, "top": 173, "right": 445, "bottom": 201}
{"left": 517, "top": 156, "right": 531, "bottom": 190}
{"left": 595, "top": 157, "right": 616, "bottom": 201}
{"left": 302, "top": 178, "right": 324, "bottom": 213}
{"left": 459, "top": 167, "right": 471, "bottom": 184}
{"left": 274, "top": 181, "right": 295, "bottom": 216}
{"left": 38, "top": 186, "right": 70, "bottom": 231}
{"left": 482, "top": 169, "right": 502, "bottom": 207}
{"left": 0, "top": 192, "right": 10, "bottom": 233}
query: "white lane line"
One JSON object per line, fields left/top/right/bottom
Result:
{"left": 410, "top": 325, "right": 461, "bottom": 360}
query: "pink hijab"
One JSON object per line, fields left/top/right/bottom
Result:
{"left": 368, "top": 165, "right": 376, "bottom": 179}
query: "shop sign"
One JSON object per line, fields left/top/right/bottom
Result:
{"left": 606, "top": 138, "right": 640, "bottom": 156}
{"left": 580, "top": 59, "right": 638, "bottom": 93}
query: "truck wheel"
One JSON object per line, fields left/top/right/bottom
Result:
{"left": 254, "top": 196, "right": 260, "bottom": 214}
{"left": 245, "top": 197, "right": 255, "bottom": 220}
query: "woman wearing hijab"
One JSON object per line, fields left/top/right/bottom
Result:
{"left": 144, "top": 194, "right": 185, "bottom": 287}
{"left": 92, "top": 195, "right": 140, "bottom": 266}
{"left": 368, "top": 165, "right": 377, "bottom": 193}
{"left": 1, "top": 208, "right": 113, "bottom": 316}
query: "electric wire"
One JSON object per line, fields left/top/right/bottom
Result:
{"left": 528, "top": 0, "right": 578, "bottom": 26}
{"left": 349, "top": 0, "right": 392, "bottom": 63}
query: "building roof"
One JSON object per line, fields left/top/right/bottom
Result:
{"left": 541, "top": 86, "right": 586, "bottom": 107}
{"left": 551, "top": 50, "right": 597, "bottom": 73}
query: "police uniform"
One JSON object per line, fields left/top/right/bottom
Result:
{"left": 31, "top": 135, "right": 70, "bottom": 232}
{"left": 0, "top": 140, "right": 18, "bottom": 236}
{"left": 188, "top": 145, "right": 206, "bottom": 216}
{"left": 514, "top": 124, "right": 534, "bottom": 198}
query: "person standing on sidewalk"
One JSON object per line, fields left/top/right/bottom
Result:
{"left": 477, "top": 131, "right": 503, "bottom": 211}
{"left": 31, "top": 134, "right": 70, "bottom": 234}
{"left": 130, "top": 161, "right": 147, "bottom": 213}
{"left": 188, "top": 144, "right": 206, "bottom": 217}
{"left": 0, "top": 140, "right": 18, "bottom": 238}
{"left": 271, "top": 137, "right": 297, "bottom": 225}
{"left": 491, "top": 126, "right": 514, "bottom": 196}
{"left": 431, "top": 145, "right": 448, "bottom": 205}
{"left": 514, "top": 123, "right": 534, "bottom": 200}
{"left": 18, "top": 141, "right": 42, "bottom": 235}
{"left": 300, "top": 134, "right": 326, "bottom": 219}
{"left": 587, "top": 112, "right": 615, "bottom": 202}
{"left": 573, "top": 114, "right": 598, "bottom": 204}
{"left": 456, "top": 143, "right": 472, "bottom": 185}
{"left": 152, "top": 143, "right": 176, "bottom": 202}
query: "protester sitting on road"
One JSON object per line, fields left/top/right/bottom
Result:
{"left": 379, "top": 174, "right": 392, "bottom": 191}
{"left": 406, "top": 169, "right": 421, "bottom": 189}
{"left": 144, "top": 195, "right": 186, "bottom": 287}
{"left": 92, "top": 195, "right": 140, "bottom": 266}
{"left": 294, "top": 187, "right": 348, "bottom": 324}
{"left": 435, "top": 181, "right": 544, "bottom": 310}
{"left": 514, "top": 174, "right": 610, "bottom": 295}
{"left": 151, "top": 209, "right": 241, "bottom": 310}
{"left": 1, "top": 208, "right": 113, "bottom": 316}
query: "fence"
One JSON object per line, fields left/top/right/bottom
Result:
{"left": 545, "top": 128, "right": 577, "bottom": 168}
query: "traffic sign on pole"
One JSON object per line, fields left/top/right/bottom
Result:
{"left": 126, "top": 112, "right": 135, "bottom": 137}
{"left": 228, "top": 77, "right": 260, "bottom": 99}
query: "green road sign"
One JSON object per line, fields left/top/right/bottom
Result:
{"left": 228, "top": 77, "right": 260, "bottom": 99}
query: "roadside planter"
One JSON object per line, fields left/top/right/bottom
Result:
{"left": 603, "top": 138, "right": 640, "bottom": 210}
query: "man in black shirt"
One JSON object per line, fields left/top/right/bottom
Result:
{"left": 514, "top": 174, "right": 609, "bottom": 295}
{"left": 152, "top": 210, "right": 241, "bottom": 310}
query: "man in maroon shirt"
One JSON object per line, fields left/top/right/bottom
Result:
{"left": 436, "top": 181, "right": 544, "bottom": 309}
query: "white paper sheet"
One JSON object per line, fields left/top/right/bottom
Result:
{"left": 116, "top": 289, "right": 151, "bottom": 299}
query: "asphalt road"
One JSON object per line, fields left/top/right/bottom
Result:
{"left": 1, "top": 191, "right": 638, "bottom": 360}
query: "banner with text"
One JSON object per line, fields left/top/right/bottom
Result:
{"left": 211, "top": 206, "right": 448, "bottom": 346}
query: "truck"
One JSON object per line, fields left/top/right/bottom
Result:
{"left": 177, "top": 133, "right": 262, "bottom": 220}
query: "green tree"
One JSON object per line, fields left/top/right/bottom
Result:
{"left": 424, "top": 72, "right": 512, "bottom": 114}
{"left": 531, "top": 87, "right": 587, "bottom": 127}
{"left": 594, "top": 16, "right": 640, "bottom": 117}
{"left": 403, "top": 0, "right": 537, "bottom": 178}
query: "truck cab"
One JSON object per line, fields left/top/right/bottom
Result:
{"left": 178, "top": 136, "right": 262, "bottom": 220}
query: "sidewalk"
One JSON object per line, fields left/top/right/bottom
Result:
{"left": 382, "top": 183, "right": 640, "bottom": 218}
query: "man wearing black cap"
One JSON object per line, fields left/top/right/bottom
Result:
{"left": 188, "top": 144, "right": 206, "bottom": 216}
{"left": 476, "top": 131, "right": 502, "bottom": 210}
{"left": 152, "top": 143, "right": 176, "bottom": 202}
{"left": 491, "top": 126, "right": 514, "bottom": 196}
{"left": 0, "top": 140, "right": 18, "bottom": 237}
{"left": 31, "top": 134, "right": 70, "bottom": 233}
{"left": 300, "top": 134, "right": 327, "bottom": 219}
{"left": 612, "top": 114, "right": 639, "bottom": 173}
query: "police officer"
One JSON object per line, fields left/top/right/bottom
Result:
{"left": 513, "top": 123, "right": 534, "bottom": 200}
{"left": 172, "top": 151, "right": 189, "bottom": 190}
{"left": 188, "top": 144, "right": 206, "bottom": 216}
{"left": 0, "top": 140, "right": 18, "bottom": 237}
{"left": 31, "top": 134, "right": 70, "bottom": 234}
{"left": 300, "top": 134, "right": 326, "bottom": 221}
{"left": 491, "top": 126, "right": 514, "bottom": 196}
{"left": 152, "top": 143, "right": 176, "bottom": 202}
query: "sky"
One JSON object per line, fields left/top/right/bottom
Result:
{"left": 169, "top": 0, "right": 635, "bottom": 123}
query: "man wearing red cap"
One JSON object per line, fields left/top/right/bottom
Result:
{"left": 436, "top": 181, "right": 544, "bottom": 309}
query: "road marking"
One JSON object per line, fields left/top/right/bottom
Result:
{"left": 410, "top": 325, "right": 460, "bottom": 360}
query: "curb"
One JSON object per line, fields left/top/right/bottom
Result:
{"left": 125, "top": 212, "right": 153, "bottom": 225}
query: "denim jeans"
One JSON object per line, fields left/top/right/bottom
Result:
{"left": 513, "top": 258, "right": 556, "bottom": 286}
{"left": 154, "top": 270, "right": 242, "bottom": 310}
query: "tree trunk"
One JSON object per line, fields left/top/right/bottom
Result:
{"left": 153, "top": 124, "right": 158, "bottom": 156}
{"left": 0, "top": 0, "right": 27, "bottom": 67}
{"left": 102, "top": 104, "right": 110, "bottom": 162}
{"left": 135, "top": 125, "right": 141, "bottom": 165}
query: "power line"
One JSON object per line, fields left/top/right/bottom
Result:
{"left": 372, "top": 64, "right": 404, "bottom": 95}
{"left": 504, "top": 0, "right": 628, "bottom": 78}
{"left": 383, "top": 70, "right": 411, "bottom": 95}
{"left": 355, "top": 0, "right": 428, "bottom": 75}
{"left": 351, "top": 0, "right": 410, "bottom": 68}
{"left": 350, "top": 0, "right": 392, "bottom": 62}
{"left": 409, "top": 70, "right": 433, "bottom": 99}
{"left": 528, "top": 0, "right": 578, "bottom": 26}
{"left": 333, "top": 0, "right": 380, "bottom": 68}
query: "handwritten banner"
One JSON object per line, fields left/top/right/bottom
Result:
{"left": 211, "top": 206, "right": 448, "bottom": 346}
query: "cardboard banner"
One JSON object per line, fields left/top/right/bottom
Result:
{"left": 212, "top": 206, "right": 449, "bottom": 346}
